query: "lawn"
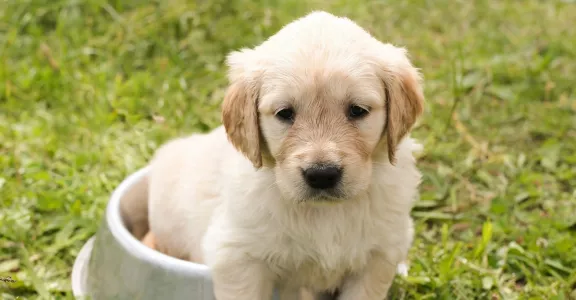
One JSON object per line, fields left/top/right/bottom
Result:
{"left": 1, "top": 0, "right": 575, "bottom": 299}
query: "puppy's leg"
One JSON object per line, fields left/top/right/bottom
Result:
{"left": 141, "top": 231, "right": 156, "bottom": 250}
{"left": 278, "top": 287, "right": 330, "bottom": 300}
{"left": 119, "top": 174, "right": 149, "bottom": 239}
{"left": 211, "top": 256, "right": 274, "bottom": 300}
{"left": 277, "top": 288, "right": 333, "bottom": 300}
{"left": 278, "top": 286, "right": 306, "bottom": 300}
{"left": 337, "top": 254, "right": 397, "bottom": 300}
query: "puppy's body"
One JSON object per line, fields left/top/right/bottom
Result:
{"left": 149, "top": 127, "right": 420, "bottom": 297}
{"left": 147, "top": 11, "right": 425, "bottom": 300}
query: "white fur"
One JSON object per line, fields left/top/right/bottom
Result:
{"left": 147, "top": 11, "right": 423, "bottom": 300}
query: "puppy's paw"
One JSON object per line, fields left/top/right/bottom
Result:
{"left": 141, "top": 231, "right": 157, "bottom": 250}
{"left": 396, "top": 262, "right": 409, "bottom": 277}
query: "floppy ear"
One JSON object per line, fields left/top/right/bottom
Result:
{"left": 377, "top": 45, "right": 425, "bottom": 164}
{"left": 221, "top": 49, "right": 263, "bottom": 168}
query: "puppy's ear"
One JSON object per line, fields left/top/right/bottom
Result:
{"left": 375, "top": 45, "right": 425, "bottom": 164}
{"left": 221, "top": 49, "right": 263, "bottom": 168}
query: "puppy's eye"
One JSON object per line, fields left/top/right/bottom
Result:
{"left": 275, "top": 108, "right": 295, "bottom": 123}
{"left": 348, "top": 105, "right": 369, "bottom": 119}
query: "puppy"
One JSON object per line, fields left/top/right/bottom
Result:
{"left": 145, "top": 11, "right": 424, "bottom": 300}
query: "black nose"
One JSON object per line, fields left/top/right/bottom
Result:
{"left": 303, "top": 164, "right": 343, "bottom": 190}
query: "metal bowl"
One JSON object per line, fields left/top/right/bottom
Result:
{"left": 70, "top": 167, "right": 226, "bottom": 300}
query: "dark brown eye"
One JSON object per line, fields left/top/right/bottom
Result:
{"left": 275, "top": 108, "right": 295, "bottom": 123}
{"left": 348, "top": 105, "right": 369, "bottom": 119}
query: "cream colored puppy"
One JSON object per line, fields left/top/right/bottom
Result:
{"left": 146, "top": 11, "right": 424, "bottom": 300}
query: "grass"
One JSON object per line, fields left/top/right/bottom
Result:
{"left": 1, "top": 0, "right": 575, "bottom": 299}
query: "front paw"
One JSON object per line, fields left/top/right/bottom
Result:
{"left": 396, "top": 261, "right": 409, "bottom": 277}
{"left": 337, "top": 256, "right": 397, "bottom": 300}
{"left": 210, "top": 258, "right": 275, "bottom": 300}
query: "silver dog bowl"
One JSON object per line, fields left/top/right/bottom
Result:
{"left": 71, "top": 167, "right": 284, "bottom": 300}
{"left": 71, "top": 167, "right": 216, "bottom": 299}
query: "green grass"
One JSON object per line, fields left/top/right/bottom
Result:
{"left": 1, "top": 0, "right": 575, "bottom": 299}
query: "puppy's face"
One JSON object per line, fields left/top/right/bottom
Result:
{"left": 257, "top": 65, "right": 385, "bottom": 202}
{"left": 222, "top": 12, "right": 424, "bottom": 204}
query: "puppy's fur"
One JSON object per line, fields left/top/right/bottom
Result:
{"left": 141, "top": 11, "right": 424, "bottom": 300}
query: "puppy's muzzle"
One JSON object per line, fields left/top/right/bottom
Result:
{"left": 302, "top": 163, "right": 342, "bottom": 190}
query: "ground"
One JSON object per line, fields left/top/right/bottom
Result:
{"left": 1, "top": 0, "right": 575, "bottom": 299}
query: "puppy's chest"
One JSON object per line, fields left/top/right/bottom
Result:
{"left": 262, "top": 216, "right": 377, "bottom": 289}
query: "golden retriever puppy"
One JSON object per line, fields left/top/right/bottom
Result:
{"left": 146, "top": 11, "right": 424, "bottom": 300}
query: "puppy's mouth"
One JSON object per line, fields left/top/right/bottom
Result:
{"left": 301, "top": 188, "right": 346, "bottom": 204}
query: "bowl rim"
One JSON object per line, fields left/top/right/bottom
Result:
{"left": 106, "top": 166, "right": 212, "bottom": 274}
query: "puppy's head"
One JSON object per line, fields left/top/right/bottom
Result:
{"left": 222, "top": 11, "right": 424, "bottom": 204}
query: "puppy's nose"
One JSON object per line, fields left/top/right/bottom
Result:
{"left": 303, "top": 164, "right": 342, "bottom": 189}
